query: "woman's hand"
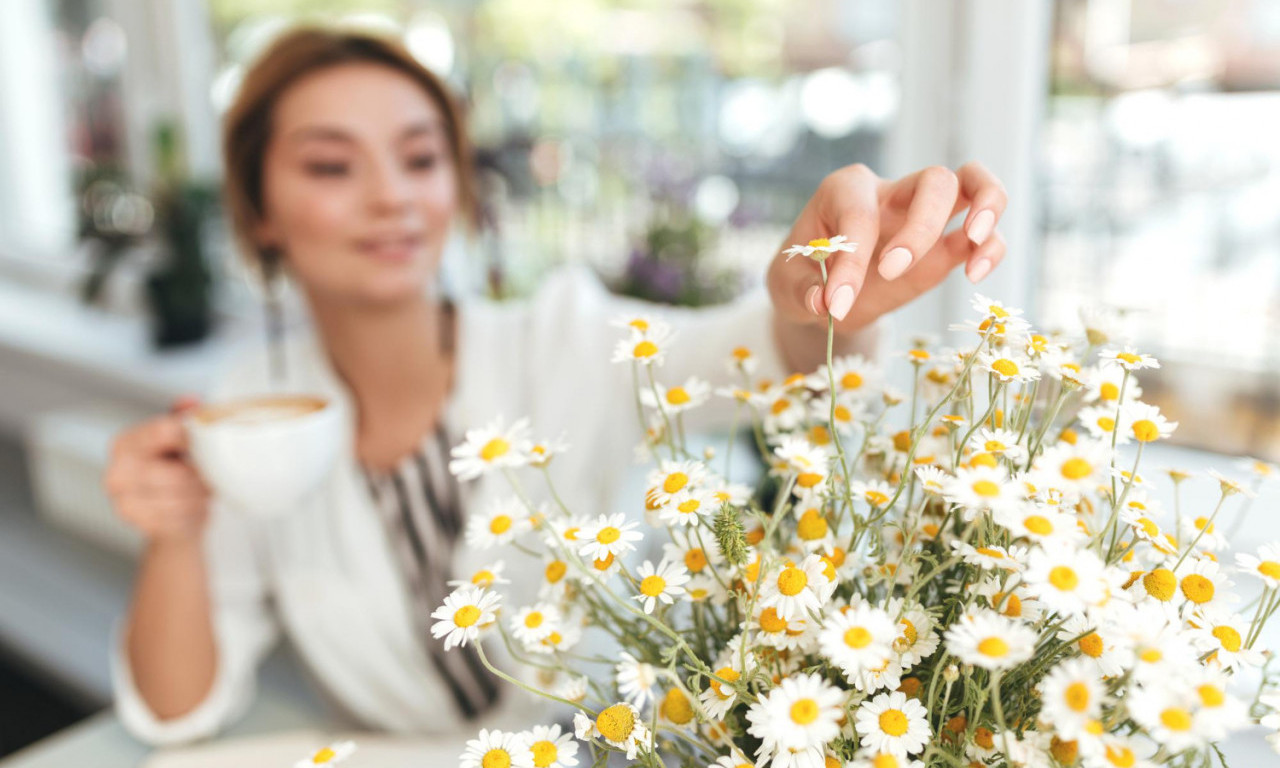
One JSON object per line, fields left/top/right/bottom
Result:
{"left": 768, "top": 162, "right": 1008, "bottom": 332}
{"left": 105, "top": 397, "right": 212, "bottom": 543}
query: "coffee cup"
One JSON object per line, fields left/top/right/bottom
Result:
{"left": 185, "top": 394, "right": 343, "bottom": 515}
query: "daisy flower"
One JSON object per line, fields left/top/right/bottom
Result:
{"left": 634, "top": 559, "right": 691, "bottom": 614}
{"left": 971, "top": 293, "right": 1025, "bottom": 321}
{"left": 818, "top": 604, "right": 897, "bottom": 681}
{"left": 514, "top": 724, "right": 579, "bottom": 768}
{"left": 941, "top": 465, "right": 1022, "bottom": 518}
{"left": 663, "top": 540, "right": 724, "bottom": 580}
{"left": 1057, "top": 614, "right": 1130, "bottom": 678}
{"left": 1206, "top": 469, "right": 1256, "bottom": 498}
{"left": 526, "top": 435, "right": 570, "bottom": 468}
{"left": 969, "top": 427, "right": 1028, "bottom": 464}
{"left": 753, "top": 606, "right": 812, "bottom": 652}
{"left": 944, "top": 610, "right": 1037, "bottom": 670}
{"left": 1083, "top": 364, "right": 1143, "bottom": 405}
{"left": 994, "top": 506, "right": 1083, "bottom": 545}
{"left": 615, "top": 652, "right": 658, "bottom": 709}
{"left": 430, "top": 585, "right": 501, "bottom": 651}
{"left": 1076, "top": 404, "right": 1130, "bottom": 445}
{"left": 449, "top": 416, "right": 531, "bottom": 480}
{"left": 1127, "top": 684, "right": 1210, "bottom": 753}
{"left": 854, "top": 691, "right": 931, "bottom": 757}
{"left": 759, "top": 555, "right": 835, "bottom": 622}
{"left": 1182, "top": 668, "right": 1249, "bottom": 742}
{"left": 709, "top": 752, "right": 758, "bottom": 768}
{"left": 448, "top": 560, "right": 510, "bottom": 590}
{"left": 1174, "top": 558, "right": 1235, "bottom": 612}
{"left": 295, "top": 741, "right": 356, "bottom": 768}
{"left": 774, "top": 437, "right": 834, "bottom": 494}
{"left": 885, "top": 598, "right": 939, "bottom": 668}
{"left": 808, "top": 354, "right": 880, "bottom": 398}
{"left": 1023, "top": 546, "right": 1106, "bottom": 617}
{"left": 576, "top": 513, "right": 643, "bottom": 562}
{"left": 640, "top": 376, "right": 711, "bottom": 415}
{"left": 1094, "top": 736, "right": 1157, "bottom": 768}
{"left": 510, "top": 602, "right": 562, "bottom": 647}
{"left": 979, "top": 350, "right": 1040, "bottom": 384}
{"left": 574, "top": 703, "right": 651, "bottom": 760}
{"left": 1189, "top": 607, "right": 1264, "bottom": 672}
{"left": 913, "top": 465, "right": 949, "bottom": 495}
{"left": 1120, "top": 401, "right": 1177, "bottom": 443}
{"left": 782, "top": 235, "right": 857, "bottom": 262}
{"left": 700, "top": 665, "right": 745, "bottom": 721}
{"left": 1236, "top": 543, "right": 1280, "bottom": 589}
{"left": 1038, "top": 659, "right": 1104, "bottom": 739}
{"left": 465, "top": 497, "right": 535, "bottom": 549}
{"left": 1032, "top": 439, "right": 1112, "bottom": 497}
{"left": 850, "top": 479, "right": 895, "bottom": 508}
{"left": 658, "top": 488, "right": 719, "bottom": 527}
{"left": 951, "top": 541, "right": 1026, "bottom": 572}
{"left": 1100, "top": 346, "right": 1159, "bottom": 372}
{"left": 461, "top": 731, "right": 521, "bottom": 768}
{"left": 745, "top": 672, "right": 845, "bottom": 756}
{"left": 611, "top": 321, "right": 675, "bottom": 367}
{"left": 609, "top": 312, "right": 662, "bottom": 335}
{"left": 851, "top": 752, "right": 925, "bottom": 768}
{"left": 646, "top": 460, "right": 711, "bottom": 508}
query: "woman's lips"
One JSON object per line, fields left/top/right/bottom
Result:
{"left": 354, "top": 235, "right": 422, "bottom": 262}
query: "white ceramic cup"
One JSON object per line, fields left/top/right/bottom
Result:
{"left": 185, "top": 394, "right": 343, "bottom": 516}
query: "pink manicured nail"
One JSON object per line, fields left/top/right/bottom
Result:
{"left": 967, "top": 209, "right": 995, "bottom": 245}
{"left": 828, "top": 284, "right": 854, "bottom": 321}
{"left": 878, "top": 247, "right": 912, "bottom": 280}
{"left": 805, "top": 284, "right": 821, "bottom": 315}
{"left": 968, "top": 258, "right": 992, "bottom": 283}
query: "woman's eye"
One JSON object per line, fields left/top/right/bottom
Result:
{"left": 407, "top": 154, "right": 437, "bottom": 171}
{"left": 304, "top": 161, "right": 349, "bottom": 177}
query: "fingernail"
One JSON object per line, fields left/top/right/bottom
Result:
{"left": 828, "top": 284, "right": 854, "bottom": 321}
{"left": 805, "top": 284, "right": 821, "bottom": 316}
{"left": 967, "top": 209, "right": 995, "bottom": 245}
{"left": 878, "top": 247, "right": 912, "bottom": 280}
{"left": 968, "top": 258, "right": 992, "bottom": 283}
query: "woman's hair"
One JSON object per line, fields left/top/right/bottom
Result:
{"left": 221, "top": 26, "right": 477, "bottom": 270}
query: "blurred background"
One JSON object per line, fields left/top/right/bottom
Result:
{"left": 0, "top": 0, "right": 1278, "bottom": 764}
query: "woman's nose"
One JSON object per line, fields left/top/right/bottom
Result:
{"left": 366, "top": 157, "right": 412, "bottom": 212}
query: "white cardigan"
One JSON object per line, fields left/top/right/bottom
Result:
{"left": 111, "top": 264, "right": 878, "bottom": 747}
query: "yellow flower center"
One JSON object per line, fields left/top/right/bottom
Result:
{"left": 545, "top": 560, "right": 567, "bottom": 583}
{"left": 480, "top": 438, "right": 509, "bottom": 462}
{"left": 633, "top": 340, "right": 658, "bottom": 358}
{"left": 684, "top": 549, "right": 708, "bottom": 572}
{"left": 453, "top": 605, "right": 481, "bottom": 628}
{"left": 660, "top": 688, "right": 694, "bottom": 725}
{"left": 983, "top": 440, "right": 1007, "bottom": 453}
{"left": 759, "top": 607, "right": 788, "bottom": 633}
{"left": 593, "top": 553, "right": 615, "bottom": 571}
{"left": 1138, "top": 647, "right": 1162, "bottom": 664}
{"left": 797, "top": 472, "right": 824, "bottom": 488}
{"left": 841, "top": 371, "right": 864, "bottom": 390}
{"left": 1181, "top": 574, "right": 1214, "bottom": 604}
{"left": 866, "top": 490, "right": 891, "bottom": 506}
{"left": 481, "top": 748, "right": 511, "bottom": 768}
{"left": 530, "top": 740, "right": 558, "bottom": 768}
{"left": 489, "top": 515, "right": 512, "bottom": 535}
{"left": 1143, "top": 568, "right": 1176, "bottom": 601}
{"left": 808, "top": 238, "right": 831, "bottom": 248}
{"left": 596, "top": 704, "right": 636, "bottom": 743}
{"left": 1198, "top": 684, "right": 1225, "bottom": 708}
{"left": 771, "top": 398, "right": 791, "bottom": 415}
{"left": 1105, "top": 745, "right": 1135, "bottom": 767}
{"left": 1051, "top": 737, "right": 1079, "bottom": 764}
{"left": 1136, "top": 517, "right": 1159, "bottom": 539}
{"left": 976, "top": 547, "right": 1006, "bottom": 559}
{"left": 1100, "top": 382, "right": 1119, "bottom": 401}
{"left": 1023, "top": 515, "right": 1053, "bottom": 535}
{"left": 871, "top": 755, "right": 900, "bottom": 768}
{"left": 797, "top": 509, "right": 829, "bottom": 541}
{"left": 1131, "top": 419, "right": 1160, "bottom": 442}
{"left": 1212, "top": 625, "right": 1242, "bottom": 652}
{"left": 1096, "top": 416, "right": 1116, "bottom": 432}
{"left": 710, "top": 667, "right": 740, "bottom": 699}
{"left": 596, "top": 526, "right": 621, "bottom": 545}
{"left": 777, "top": 566, "right": 808, "bottom": 596}
{"left": 844, "top": 626, "right": 873, "bottom": 649}
{"left": 1159, "top": 707, "right": 1192, "bottom": 732}
{"left": 471, "top": 569, "right": 495, "bottom": 586}
{"left": 879, "top": 709, "right": 909, "bottom": 736}
{"left": 1060, "top": 457, "right": 1092, "bottom": 480}
{"left": 663, "top": 472, "right": 688, "bottom": 493}
{"left": 978, "top": 637, "right": 1009, "bottom": 658}
{"left": 312, "top": 747, "right": 336, "bottom": 764}
{"left": 523, "top": 612, "right": 543, "bottom": 629}
{"left": 789, "top": 698, "right": 820, "bottom": 725}
{"left": 1258, "top": 561, "right": 1280, "bottom": 579}
{"left": 666, "top": 387, "right": 690, "bottom": 406}
{"left": 991, "top": 359, "right": 1019, "bottom": 377}
{"left": 1065, "top": 681, "right": 1091, "bottom": 712}
{"left": 1049, "top": 565, "right": 1080, "bottom": 592}
{"left": 1117, "top": 352, "right": 1142, "bottom": 365}
{"left": 640, "top": 575, "right": 667, "bottom": 598}
{"left": 899, "top": 619, "right": 918, "bottom": 647}
{"left": 1078, "top": 632, "right": 1104, "bottom": 658}
{"left": 971, "top": 480, "right": 1001, "bottom": 497}
{"left": 970, "top": 452, "right": 998, "bottom": 468}
{"left": 732, "top": 346, "right": 751, "bottom": 360}
{"left": 678, "top": 499, "right": 701, "bottom": 514}
{"left": 974, "top": 727, "right": 995, "bottom": 749}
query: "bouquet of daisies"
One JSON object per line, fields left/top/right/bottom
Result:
{"left": 429, "top": 241, "right": 1280, "bottom": 768}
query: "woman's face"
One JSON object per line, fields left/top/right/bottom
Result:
{"left": 257, "top": 63, "right": 459, "bottom": 307}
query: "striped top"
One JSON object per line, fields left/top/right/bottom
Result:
{"left": 364, "top": 422, "right": 503, "bottom": 719}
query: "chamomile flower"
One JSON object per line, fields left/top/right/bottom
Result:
{"left": 1084, "top": 364, "right": 1142, "bottom": 406}
{"left": 1236, "top": 543, "right": 1280, "bottom": 589}
{"left": 1057, "top": 614, "right": 1130, "bottom": 678}
{"left": 979, "top": 350, "right": 1040, "bottom": 384}
{"left": 526, "top": 435, "right": 570, "bottom": 468}
{"left": 659, "top": 488, "right": 719, "bottom": 527}
{"left": 850, "top": 479, "right": 896, "bottom": 508}
{"left": 782, "top": 235, "right": 857, "bottom": 262}
{"left": 1023, "top": 546, "right": 1106, "bottom": 616}
{"left": 430, "top": 585, "right": 500, "bottom": 651}
{"left": 510, "top": 602, "right": 562, "bottom": 646}
{"left": 577, "top": 513, "right": 643, "bottom": 562}
{"left": 745, "top": 672, "right": 845, "bottom": 755}
{"left": 912, "top": 466, "right": 949, "bottom": 495}
{"left": 1206, "top": 469, "right": 1256, "bottom": 498}
{"left": 610, "top": 313, "right": 662, "bottom": 335}
{"left": 295, "top": 741, "right": 356, "bottom": 768}
{"left": 611, "top": 321, "right": 675, "bottom": 367}
{"left": 514, "top": 724, "right": 579, "bottom": 768}
{"left": 461, "top": 731, "right": 520, "bottom": 768}
{"left": 1076, "top": 404, "right": 1130, "bottom": 445}
{"left": 971, "top": 294, "right": 1025, "bottom": 322}
{"left": 449, "top": 416, "right": 531, "bottom": 480}
{"left": 1174, "top": 558, "right": 1235, "bottom": 612}
{"left": 1032, "top": 439, "right": 1112, "bottom": 497}
{"left": 709, "top": 751, "right": 758, "bottom": 768}
{"left": 615, "top": 652, "right": 658, "bottom": 709}
{"left": 994, "top": 506, "right": 1083, "bottom": 545}
{"left": 774, "top": 437, "right": 833, "bottom": 494}
{"left": 465, "top": 497, "right": 535, "bottom": 549}
{"left": 700, "top": 665, "right": 746, "bottom": 721}
{"left": 969, "top": 427, "right": 1028, "bottom": 464}
{"left": 808, "top": 354, "right": 880, "bottom": 398}
{"left": 944, "top": 610, "right": 1037, "bottom": 670}
{"left": 634, "top": 559, "right": 691, "bottom": 614}
{"left": 1038, "top": 659, "right": 1104, "bottom": 739}
{"left": 753, "top": 606, "right": 812, "bottom": 652}
{"left": 941, "top": 465, "right": 1022, "bottom": 518}
{"left": 1189, "top": 607, "right": 1264, "bottom": 672}
{"left": 1120, "top": 401, "right": 1177, "bottom": 443}
{"left": 885, "top": 599, "right": 939, "bottom": 668}
{"left": 646, "top": 460, "right": 711, "bottom": 508}
{"left": 759, "top": 555, "right": 835, "bottom": 622}
{"left": 574, "top": 703, "right": 651, "bottom": 759}
{"left": 951, "top": 541, "right": 1025, "bottom": 572}
{"left": 1094, "top": 736, "right": 1156, "bottom": 768}
{"left": 1127, "top": 684, "right": 1210, "bottom": 753}
{"left": 854, "top": 691, "right": 931, "bottom": 757}
{"left": 1100, "top": 346, "right": 1159, "bottom": 372}
{"left": 818, "top": 604, "right": 897, "bottom": 680}
{"left": 1182, "top": 668, "right": 1249, "bottom": 741}
{"left": 641, "top": 376, "right": 711, "bottom": 415}
{"left": 448, "top": 560, "right": 510, "bottom": 590}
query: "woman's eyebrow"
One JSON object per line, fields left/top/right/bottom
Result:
{"left": 285, "top": 126, "right": 354, "bottom": 144}
{"left": 399, "top": 120, "right": 443, "bottom": 143}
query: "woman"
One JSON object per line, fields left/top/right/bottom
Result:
{"left": 104, "top": 27, "right": 1008, "bottom": 747}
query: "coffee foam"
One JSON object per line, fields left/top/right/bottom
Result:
{"left": 194, "top": 395, "right": 327, "bottom": 425}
